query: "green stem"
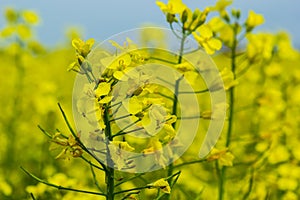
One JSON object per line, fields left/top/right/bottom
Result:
{"left": 173, "top": 158, "right": 207, "bottom": 169}
{"left": 103, "top": 104, "right": 115, "bottom": 200}
{"left": 111, "top": 119, "right": 141, "bottom": 139}
{"left": 30, "top": 193, "right": 36, "bottom": 200}
{"left": 157, "top": 92, "right": 174, "bottom": 101}
{"left": 242, "top": 168, "right": 254, "bottom": 200}
{"left": 226, "top": 22, "right": 238, "bottom": 148}
{"left": 109, "top": 113, "right": 132, "bottom": 122}
{"left": 164, "top": 30, "right": 187, "bottom": 200}
{"left": 115, "top": 173, "right": 145, "bottom": 187}
{"left": 120, "top": 191, "right": 140, "bottom": 200}
{"left": 218, "top": 22, "right": 238, "bottom": 200}
{"left": 57, "top": 103, "right": 107, "bottom": 171}
{"left": 216, "top": 162, "right": 224, "bottom": 200}
{"left": 179, "top": 88, "right": 209, "bottom": 94}
{"left": 21, "top": 167, "right": 106, "bottom": 196}
{"left": 148, "top": 56, "right": 178, "bottom": 65}
{"left": 112, "top": 127, "right": 144, "bottom": 138}
{"left": 90, "top": 164, "right": 105, "bottom": 193}
{"left": 114, "top": 185, "right": 152, "bottom": 195}
{"left": 155, "top": 171, "right": 181, "bottom": 200}
{"left": 81, "top": 156, "right": 104, "bottom": 171}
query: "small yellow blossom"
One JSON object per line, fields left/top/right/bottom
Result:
{"left": 128, "top": 96, "right": 143, "bottom": 115}
{"left": 99, "top": 96, "right": 114, "bottom": 104}
{"left": 111, "top": 141, "right": 135, "bottom": 152}
{"left": 220, "top": 67, "right": 238, "bottom": 90}
{"left": 0, "top": 26, "right": 15, "bottom": 38}
{"left": 16, "top": 24, "right": 31, "bottom": 39}
{"left": 245, "top": 10, "right": 264, "bottom": 31}
{"left": 182, "top": 8, "right": 209, "bottom": 31}
{"left": 210, "top": 67, "right": 238, "bottom": 91}
{"left": 156, "top": 0, "right": 187, "bottom": 15}
{"left": 246, "top": 33, "right": 276, "bottom": 61}
{"left": 149, "top": 178, "right": 171, "bottom": 194}
{"left": 278, "top": 177, "right": 298, "bottom": 191}
{"left": 200, "top": 110, "right": 212, "bottom": 119}
{"left": 4, "top": 8, "right": 18, "bottom": 23}
{"left": 193, "top": 25, "right": 222, "bottom": 55}
{"left": 0, "top": 180, "right": 12, "bottom": 196}
{"left": 210, "top": 0, "right": 232, "bottom": 19}
{"left": 95, "top": 82, "right": 111, "bottom": 97}
{"left": 26, "top": 183, "right": 47, "bottom": 197}
{"left": 283, "top": 192, "right": 298, "bottom": 200}
{"left": 22, "top": 10, "right": 39, "bottom": 25}
{"left": 67, "top": 61, "right": 80, "bottom": 72}
{"left": 207, "top": 148, "right": 235, "bottom": 166}
{"left": 268, "top": 145, "right": 290, "bottom": 164}
{"left": 50, "top": 133, "right": 83, "bottom": 160}
{"left": 72, "top": 38, "right": 95, "bottom": 57}
{"left": 210, "top": 0, "right": 232, "bottom": 13}
{"left": 28, "top": 40, "right": 45, "bottom": 54}
{"left": 142, "top": 139, "right": 167, "bottom": 168}
{"left": 109, "top": 141, "right": 135, "bottom": 170}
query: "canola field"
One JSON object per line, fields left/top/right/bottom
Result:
{"left": 1, "top": 1, "right": 300, "bottom": 199}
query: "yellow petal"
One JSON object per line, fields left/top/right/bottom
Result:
{"left": 151, "top": 179, "right": 171, "bottom": 194}
{"left": 207, "top": 38, "right": 222, "bottom": 51}
{"left": 86, "top": 38, "right": 95, "bottom": 48}
{"left": 0, "top": 26, "right": 15, "bottom": 38}
{"left": 99, "top": 96, "right": 114, "bottom": 104}
{"left": 16, "top": 24, "right": 31, "bottom": 39}
{"left": 72, "top": 38, "right": 83, "bottom": 50}
{"left": 246, "top": 10, "right": 264, "bottom": 28}
{"left": 4, "top": 8, "right": 18, "bottom": 23}
{"left": 22, "top": 10, "right": 39, "bottom": 24}
{"left": 112, "top": 141, "right": 135, "bottom": 151}
{"left": 197, "top": 25, "right": 213, "bottom": 39}
{"left": 95, "top": 82, "right": 111, "bottom": 97}
{"left": 128, "top": 96, "right": 143, "bottom": 115}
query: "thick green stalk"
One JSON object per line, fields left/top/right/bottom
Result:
{"left": 226, "top": 26, "right": 237, "bottom": 148}
{"left": 104, "top": 105, "right": 115, "bottom": 200}
{"left": 218, "top": 23, "right": 238, "bottom": 200}
{"left": 164, "top": 30, "right": 187, "bottom": 200}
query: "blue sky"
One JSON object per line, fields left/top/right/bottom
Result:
{"left": 0, "top": 0, "right": 299, "bottom": 47}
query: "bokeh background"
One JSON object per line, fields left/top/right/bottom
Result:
{"left": 1, "top": 0, "right": 300, "bottom": 199}
{"left": 0, "top": 0, "right": 299, "bottom": 47}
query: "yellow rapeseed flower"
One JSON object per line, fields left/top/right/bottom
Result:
{"left": 22, "top": 10, "right": 39, "bottom": 25}
{"left": 16, "top": 24, "right": 32, "bottom": 39}
{"left": 193, "top": 25, "right": 222, "bottom": 55}
{"left": 207, "top": 148, "right": 235, "bottom": 166}
{"left": 245, "top": 10, "right": 264, "bottom": 31}
{"left": 210, "top": 0, "right": 232, "bottom": 12}
{"left": 156, "top": 0, "right": 187, "bottom": 15}
{"left": 111, "top": 141, "right": 135, "bottom": 152}
{"left": 4, "top": 8, "right": 18, "bottom": 23}
{"left": 128, "top": 96, "right": 143, "bottom": 115}
{"left": 72, "top": 38, "right": 95, "bottom": 57}
{"left": 95, "top": 82, "right": 111, "bottom": 97}
{"left": 109, "top": 141, "right": 135, "bottom": 170}
{"left": 0, "top": 26, "right": 15, "bottom": 38}
{"left": 149, "top": 178, "right": 171, "bottom": 194}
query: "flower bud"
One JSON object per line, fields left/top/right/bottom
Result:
{"left": 192, "top": 9, "right": 201, "bottom": 21}
{"left": 221, "top": 11, "right": 230, "bottom": 23}
{"left": 166, "top": 13, "right": 176, "bottom": 23}
{"left": 181, "top": 9, "right": 188, "bottom": 24}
